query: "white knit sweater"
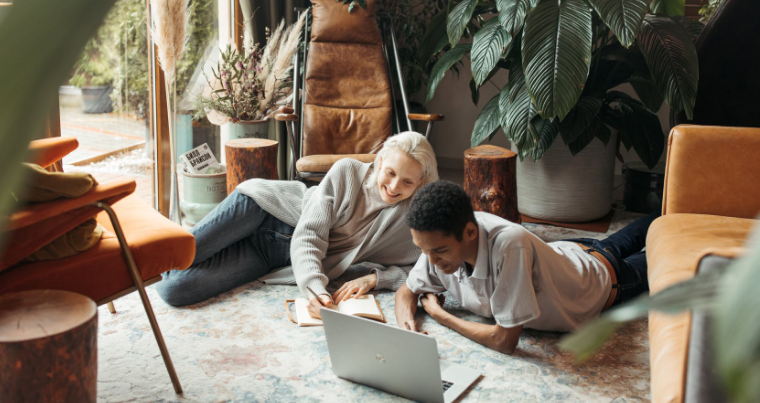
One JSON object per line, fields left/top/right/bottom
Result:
{"left": 236, "top": 159, "right": 421, "bottom": 297}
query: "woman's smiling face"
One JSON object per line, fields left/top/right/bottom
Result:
{"left": 375, "top": 151, "right": 424, "bottom": 205}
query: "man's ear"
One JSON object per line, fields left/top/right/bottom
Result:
{"left": 464, "top": 222, "right": 478, "bottom": 241}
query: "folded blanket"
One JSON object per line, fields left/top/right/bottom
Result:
{"left": 17, "top": 163, "right": 103, "bottom": 262}
{"left": 20, "top": 163, "right": 97, "bottom": 202}
{"left": 22, "top": 219, "right": 105, "bottom": 262}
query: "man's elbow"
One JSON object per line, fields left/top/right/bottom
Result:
{"left": 489, "top": 327, "right": 519, "bottom": 354}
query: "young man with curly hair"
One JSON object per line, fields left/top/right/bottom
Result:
{"left": 395, "top": 181, "right": 659, "bottom": 354}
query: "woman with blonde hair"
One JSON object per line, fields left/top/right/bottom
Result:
{"left": 157, "top": 131, "right": 438, "bottom": 318}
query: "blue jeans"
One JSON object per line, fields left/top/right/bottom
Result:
{"left": 156, "top": 190, "right": 295, "bottom": 306}
{"left": 566, "top": 209, "right": 661, "bottom": 307}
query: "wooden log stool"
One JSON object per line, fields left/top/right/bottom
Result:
{"left": 463, "top": 145, "right": 520, "bottom": 223}
{"left": 0, "top": 290, "right": 98, "bottom": 403}
{"left": 225, "top": 139, "right": 279, "bottom": 194}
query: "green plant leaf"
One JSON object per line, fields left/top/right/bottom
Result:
{"left": 528, "top": 117, "right": 559, "bottom": 160}
{"left": 419, "top": 9, "right": 450, "bottom": 65}
{"left": 637, "top": 14, "right": 699, "bottom": 120}
{"left": 607, "top": 92, "right": 664, "bottom": 168}
{"left": 425, "top": 43, "right": 472, "bottom": 104}
{"left": 496, "top": 0, "right": 539, "bottom": 36}
{"left": 471, "top": 94, "right": 502, "bottom": 147}
{"left": 498, "top": 81, "right": 511, "bottom": 132}
{"left": 568, "top": 117, "right": 609, "bottom": 154}
{"left": 470, "top": 78, "right": 480, "bottom": 105}
{"left": 522, "top": 0, "right": 593, "bottom": 120}
{"left": 672, "top": 15, "right": 705, "bottom": 43}
{"left": 587, "top": 0, "right": 650, "bottom": 48}
{"left": 447, "top": 0, "right": 479, "bottom": 46}
{"left": 629, "top": 75, "right": 665, "bottom": 112}
{"left": 503, "top": 62, "right": 540, "bottom": 157}
{"left": 650, "top": 0, "right": 685, "bottom": 16}
{"left": 0, "top": 0, "right": 116, "bottom": 243}
{"left": 716, "top": 229, "right": 760, "bottom": 403}
{"left": 472, "top": 18, "right": 510, "bottom": 86}
{"left": 558, "top": 96, "right": 603, "bottom": 145}
{"left": 560, "top": 265, "right": 726, "bottom": 362}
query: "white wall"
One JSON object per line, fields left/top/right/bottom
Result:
{"left": 424, "top": 62, "right": 671, "bottom": 174}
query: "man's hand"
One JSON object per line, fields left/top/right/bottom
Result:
{"left": 307, "top": 295, "right": 333, "bottom": 319}
{"left": 395, "top": 283, "right": 426, "bottom": 334}
{"left": 332, "top": 273, "right": 378, "bottom": 303}
{"left": 420, "top": 293, "right": 446, "bottom": 317}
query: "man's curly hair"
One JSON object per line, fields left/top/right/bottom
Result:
{"left": 406, "top": 180, "right": 476, "bottom": 241}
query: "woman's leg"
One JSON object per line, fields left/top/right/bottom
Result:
{"left": 190, "top": 189, "right": 272, "bottom": 264}
{"left": 156, "top": 213, "right": 295, "bottom": 306}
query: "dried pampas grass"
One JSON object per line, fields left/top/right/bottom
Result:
{"left": 257, "top": 11, "right": 307, "bottom": 115}
{"left": 150, "top": 0, "right": 189, "bottom": 81}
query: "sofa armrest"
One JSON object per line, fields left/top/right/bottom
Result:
{"left": 663, "top": 125, "right": 760, "bottom": 218}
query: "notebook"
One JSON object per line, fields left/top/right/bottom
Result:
{"left": 285, "top": 294, "right": 386, "bottom": 326}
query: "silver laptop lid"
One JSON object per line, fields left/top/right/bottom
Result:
{"left": 322, "top": 308, "right": 445, "bottom": 403}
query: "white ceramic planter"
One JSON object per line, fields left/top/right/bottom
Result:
{"left": 514, "top": 134, "right": 617, "bottom": 222}
{"left": 179, "top": 165, "right": 227, "bottom": 227}
{"left": 227, "top": 119, "right": 270, "bottom": 140}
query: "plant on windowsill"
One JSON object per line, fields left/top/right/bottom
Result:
{"left": 70, "top": 33, "right": 116, "bottom": 114}
{"left": 194, "top": 14, "right": 306, "bottom": 140}
{"left": 420, "top": 0, "right": 703, "bottom": 222}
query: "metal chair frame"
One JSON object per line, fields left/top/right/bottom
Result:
{"left": 283, "top": 7, "right": 439, "bottom": 181}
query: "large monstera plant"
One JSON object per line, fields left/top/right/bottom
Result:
{"left": 422, "top": 0, "right": 702, "bottom": 168}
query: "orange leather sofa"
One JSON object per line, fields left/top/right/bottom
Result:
{"left": 646, "top": 125, "right": 760, "bottom": 402}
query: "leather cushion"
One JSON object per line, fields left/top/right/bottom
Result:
{"left": 302, "top": 104, "right": 391, "bottom": 157}
{"left": 647, "top": 214, "right": 753, "bottom": 403}
{"left": 305, "top": 42, "right": 391, "bottom": 109}
{"left": 297, "top": 154, "right": 377, "bottom": 173}
{"left": 310, "top": 0, "right": 381, "bottom": 45}
{"left": 0, "top": 194, "right": 195, "bottom": 303}
{"left": 664, "top": 125, "right": 760, "bottom": 219}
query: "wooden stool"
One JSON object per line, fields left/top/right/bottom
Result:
{"left": 225, "top": 139, "right": 279, "bottom": 194}
{"left": 0, "top": 290, "right": 98, "bottom": 403}
{"left": 464, "top": 145, "right": 520, "bottom": 223}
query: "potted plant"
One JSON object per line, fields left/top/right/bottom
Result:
{"left": 422, "top": 0, "right": 701, "bottom": 221}
{"left": 194, "top": 14, "right": 306, "bottom": 140}
{"left": 70, "top": 34, "right": 116, "bottom": 114}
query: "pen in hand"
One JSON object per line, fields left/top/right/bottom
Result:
{"left": 306, "top": 286, "right": 330, "bottom": 307}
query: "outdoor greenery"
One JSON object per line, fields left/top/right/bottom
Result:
{"left": 70, "top": 0, "right": 215, "bottom": 121}
{"left": 422, "top": 0, "right": 702, "bottom": 168}
{"left": 560, "top": 224, "right": 760, "bottom": 403}
{"left": 699, "top": 0, "right": 724, "bottom": 22}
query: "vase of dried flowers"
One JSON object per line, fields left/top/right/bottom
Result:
{"left": 227, "top": 119, "right": 270, "bottom": 140}
{"left": 194, "top": 14, "right": 306, "bottom": 137}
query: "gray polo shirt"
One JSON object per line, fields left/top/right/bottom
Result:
{"left": 406, "top": 212, "right": 611, "bottom": 332}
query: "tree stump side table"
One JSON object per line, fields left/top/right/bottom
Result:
{"left": 0, "top": 290, "right": 98, "bottom": 403}
{"left": 225, "top": 139, "right": 279, "bottom": 194}
{"left": 463, "top": 145, "right": 521, "bottom": 223}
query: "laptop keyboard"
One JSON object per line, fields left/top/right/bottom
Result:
{"left": 442, "top": 380, "right": 454, "bottom": 392}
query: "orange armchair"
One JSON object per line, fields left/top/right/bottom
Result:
{"left": 0, "top": 137, "right": 195, "bottom": 394}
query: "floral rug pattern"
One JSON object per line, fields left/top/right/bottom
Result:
{"left": 97, "top": 210, "right": 650, "bottom": 402}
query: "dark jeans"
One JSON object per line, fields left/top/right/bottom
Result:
{"left": 156, "top": 190, "right": 295, "bottom": 307}
{"left": 566, "top": 209, "right": 661, "bottom": 307}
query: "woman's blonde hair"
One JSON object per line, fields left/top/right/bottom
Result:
{"left": 369, "top": 131, "right": 439, "bottom": 188}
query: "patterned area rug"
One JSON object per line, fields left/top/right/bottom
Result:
{"left": 97, "top": 210, "right": 650, "bottom": 402}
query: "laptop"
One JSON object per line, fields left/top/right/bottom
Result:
{"left": 322, "top": 308, "right": 481, "bottom": 403}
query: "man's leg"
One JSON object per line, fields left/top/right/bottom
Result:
{"left": 613, "top": 251, "right": 649, "bottom": 305}
{"left": 594, "top": 208, "right": 661, "bottom": 261}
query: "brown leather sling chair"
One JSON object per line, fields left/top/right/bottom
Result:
{"left": 275, "top": 0, "right": 444, "bottom": 181}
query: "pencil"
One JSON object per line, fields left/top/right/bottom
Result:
{"left": 306, "top": 286, "right": 327, "bottom": 307}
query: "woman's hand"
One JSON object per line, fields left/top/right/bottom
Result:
{"left": 307, "top": 295, "right": 333, "bottom": 319}
{"left": 332, "top": 273, "right": 378, "bottom": 303}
